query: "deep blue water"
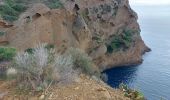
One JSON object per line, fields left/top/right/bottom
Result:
{"left": 104, "top": 5, "right": 170, "bottom": 100}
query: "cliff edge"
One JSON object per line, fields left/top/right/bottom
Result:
{"left": 0, "top": 75, "right": 130, "bottom": 100}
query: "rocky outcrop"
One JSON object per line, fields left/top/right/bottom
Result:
{"left": 2, "top": 0, "right": 150, "bottom": 70}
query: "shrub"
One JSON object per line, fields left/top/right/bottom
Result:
{"left": 92, "top": 35, "right": 103, "bottom": 43}
{"left": 25, "top": 48, "right": 34, "bottom": 54}
{"left": 67, "top": 48, "right": 100, "bottom": 77}
{"left": 11, "top": 4, "right": 27, "bottom": 12}
{"left": 13, "top": 0, "right": 29, "bottom": 4}
{"left": 25, "top": 44, "right": 54, "bottom": 54}
{"left": 14, "top": 44, "right": 52, "bottom": 91}
{"left": 0, "top": 4, "right": 18, "bottom": 16}
{"left": 107, "top": 34, "right": 125, "bottom": 53}
{"left": 0, "top": 0, "right": 27, "bottom": 22}
{"left": 0, "top": 31, "right": 6, "bottom": 36}
{"left": 119, "top": 83, "right": 145, "bottom": 100}
{"left": 43, "top": 0, "right": 63, "bottom": 9}
{"left": 0, "top": 0, "right": 63, "bottom": 22}
{"left": 107, "top": 29, "right": 135, "bottom": 53}
{"left": 0, "top": 47, "right": 16, "bottom": 61}
{"left": 53, "top": 54, "right": 78, "bottom": 85}
{"left": 45, "top": 44, "right": 55, "bottom": 50}
{"left": 1, "top": 14, "right": 18, "bottom": 22}
{"left": 4, "top": 0, "right": 16, "bottom": 6}
{"left": 14, "top": 43, "right": 78, "bottom": 91}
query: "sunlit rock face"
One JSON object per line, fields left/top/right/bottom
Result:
{"left": 3, "top": 0, "right": 150, "bottom": 70}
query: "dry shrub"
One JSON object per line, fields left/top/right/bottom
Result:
{"left": 53, "top": 54, "right": 79, "bottom": 85}
{"left": 14, "top": 44, "right": 51, "bottom": 91}
{"left": 13, "top": 44, "right": 100, "bottom": 92}
{"left": 14, "top": 43, "right": 78, "bottom": 91}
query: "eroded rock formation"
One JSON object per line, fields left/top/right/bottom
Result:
{"left": 0, "top": 0, "right": 150, "bottom": 70}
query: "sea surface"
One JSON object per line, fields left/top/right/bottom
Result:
{"left": 104, "top": 4, "right": 170, "bottom": 100}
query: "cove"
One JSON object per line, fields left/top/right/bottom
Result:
{"left": 104, "top": 4, "right": 170, "bottom": 100}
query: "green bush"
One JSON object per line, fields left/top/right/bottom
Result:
{"left": 0, "top": 0, "right": 27, "bottom": 22}
{"left": 0, "top": 47, "right": 16, "bottom": 61}
{"left": 92, "top": 35, "right": 103, "bottom": 43}
{"left": 25, "top": 44, "right": 54, "bottom": 54}
{"left": 1, "top": 14, "right": 18, "bottom": 22}
{"left": 107, "top": 29, "right": 135, "bottom": 53}
{"left": 119, "top": 83, "right": 145, "bottom": 100}
{"left": 11, "top": 4, "right": 27, "bottom": 12}
{"left": 42, "top": 0, "right": 63, "bottom": 9}
{"left": 0, "top": 0, "right": 63, "bottom": 22}
{"left": 13, "top": 0, "right": 63, "bottom": 9}
{"left": 4, "top": 0, "right": 15, "bottom": 7}
{"left": 25, "top": 48, "right": 34, "bottom": 54}
{"left": 0, "top": 4, "right": 18, "bottom": 16}
{"left": 0, "top": 31, "right": 6, "bottom": 36}
{"left": 13, "top": 0, "right": 29, "bottom": 4}
{"left": 68, "top": 48, "right": 100, "bottom": 77}
{"left": 45, "top": 44, "right": 55, "bottom": 50}
{"left": 107, "top": 34, "right": 126, "bottom": 53}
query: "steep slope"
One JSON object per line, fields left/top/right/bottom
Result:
{"left": 1, "top": 0, "right": 150, "bottom": 70}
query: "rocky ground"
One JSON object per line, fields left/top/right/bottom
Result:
{"left": 0, "top": 75, "right": 129, "bottom": 100}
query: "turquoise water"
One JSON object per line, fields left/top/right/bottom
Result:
{"left": 104, "top": 5, "right": 170, "bottom": 100}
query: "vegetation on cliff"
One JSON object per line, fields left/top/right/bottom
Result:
{"left": 6, "top": 43, "right": 99, "bottom": 93}
{"left": 0, "top": 43, "right": 145, "bottom": 100}
{"left": 0, "top": 0, "right": 63, "bottom": 22}
{"left": 119, "top": 83, "right": 145, "bottom": 100}
{"left": 0, "top": 31, "right": 6, "bottom": 36}
{"left": 107, "top": 29, "right": 138, "bottom": 53}
{"left": 0, "top": 47, "right": 16, "bottom": 61}
{"left": 0, "top": 0, "right": 27, "bottom": 22}
{"left": 42, "top": 0, "right": 63, "bottom": 9}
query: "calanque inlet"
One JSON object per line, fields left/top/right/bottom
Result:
{"left": 0, "top": 0, "right": 150, "bottom": 99}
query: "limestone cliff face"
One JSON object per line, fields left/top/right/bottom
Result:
{"left": 0, "top": 0, "right": 150, "bottom": 70}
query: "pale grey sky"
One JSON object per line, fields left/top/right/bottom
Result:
{"left": 130, "top": 0, "right": 170, "bottom": 5}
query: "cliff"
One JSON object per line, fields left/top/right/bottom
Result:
{"left": 0, "top": 0, "right": 150, "bottom": 70}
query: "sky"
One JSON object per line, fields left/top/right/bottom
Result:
{"left": 130, "top": 0, "right": 170, "bottom": 6}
